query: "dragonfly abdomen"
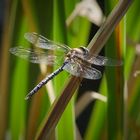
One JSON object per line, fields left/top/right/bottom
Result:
{"left": 25, "top": 62, "right": 67, "bottom": 100}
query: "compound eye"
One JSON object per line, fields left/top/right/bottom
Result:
{"left": 79, "top": 46, "right": 89, "bottom": 55}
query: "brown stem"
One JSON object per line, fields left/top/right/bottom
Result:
{"left": 36, "top": 0, "right": 133, "bottom": 139}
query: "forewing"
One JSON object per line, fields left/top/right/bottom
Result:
{"left": 88, "top": 55, "right": 123, "bottom": 66}
{"left": 24, "top": 32, "right": 70, "bottom": 53}
{"left": 63, "top": 61, "right": 102, "bottom": 79}
{"left": 9, "top": 47, "right": 64, "bottom": 65}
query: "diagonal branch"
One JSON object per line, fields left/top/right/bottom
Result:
{"left": 88, "top": 0, "right": 133, "bottom": 55}
{"left": 36, "top": 0, "right": 133, "bottom": 139}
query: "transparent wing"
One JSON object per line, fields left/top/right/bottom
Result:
{"left": 63, "top": 61, "right": 102, "bottom": 79}
{"left": 9, "top": 47, "right": 64, "bottom": 65}
{"left": 24, "top": 32, "right": 71, "bottom": 53}
{"left": 88, "top": 55, "right": 123, "bottom": 66}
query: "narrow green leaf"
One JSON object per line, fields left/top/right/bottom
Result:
{"left": 85, "top": 77, "right": 107, "bottom": 140}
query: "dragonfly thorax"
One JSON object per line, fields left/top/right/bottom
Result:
{"left": 65, "top": 47, "right": 90, "bottom": 66}
{"left": 66, "top": 47, "right": 89, "bottom": 60}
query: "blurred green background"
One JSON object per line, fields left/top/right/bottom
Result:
{"left": 0, "top": 0, "right": 140, "bottom": 140}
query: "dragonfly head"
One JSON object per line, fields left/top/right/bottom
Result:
{"left": 79, "top": 46, "right": 89, "bottom": 56}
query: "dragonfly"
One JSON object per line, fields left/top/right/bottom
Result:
{"left": 9, "top": 32, "right": 122, "bottom": 100}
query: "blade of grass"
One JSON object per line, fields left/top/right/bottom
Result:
{"left": 104, "top": 1, "right": 126, "bottom": 139}
{"left": 0, "top": 1, "right": 29, "bottom": 139}
{"left": 125, "top": 0, "right": 140, "bottom": 78}
{"left": 22, "top": 0, "right": 55, "bottom": 139}
{"left": 126, "top": 0, "right": 140, "bottom": 139}
{"left": 9, "top": 20, "right": 29, "bottom": 140}
{"left": 84, "top": 77, "right": 107, "bottom": 140}
{"left": 0, "top": 3, "right": 11, "bottom": 140}
{"left": 53, "top": 0, "right": 75, "bottom": 140}
{"left": 106, "top": 16, "right": 125, "bottom": 140}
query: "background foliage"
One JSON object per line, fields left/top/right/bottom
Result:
{"left": 0, "top": 0, "right": 140, "bottom": 140}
